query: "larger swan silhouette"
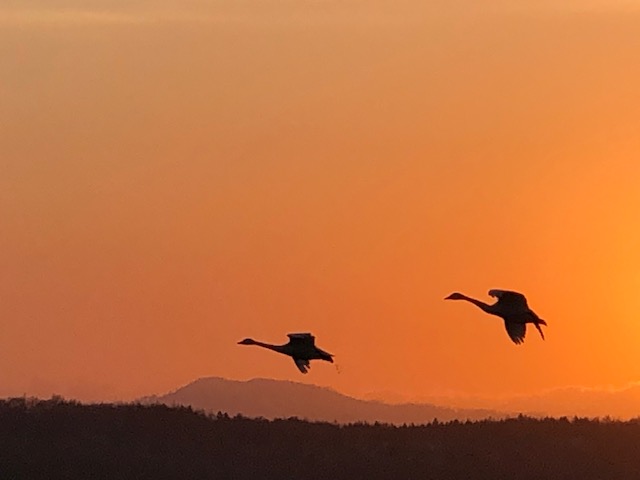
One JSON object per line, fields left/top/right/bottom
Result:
{"left": 445, "top": 289, "right": 547, "bottom": 344}
{"left": 237, "top": 333, "right": 334, "bottom": 373}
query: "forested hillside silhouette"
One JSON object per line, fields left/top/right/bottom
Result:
{"left": 2, "top": 397, "right": 640, "bottom": 479}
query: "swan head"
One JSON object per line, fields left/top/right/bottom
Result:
{"left": 237, "top": 338, "right": 256, "bottom": 345}
{"left": 444, "top": 292, "right": 466, "bottom": 300}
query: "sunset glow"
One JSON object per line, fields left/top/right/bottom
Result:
{"left": 2, "top": 0, "right": 640, "bottom": 417}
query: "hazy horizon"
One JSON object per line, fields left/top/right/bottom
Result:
{"left": 8, "top": 374, "right": 640, "bottom": 421}
{"left": 2, "top": 0, "right": 640, "bottom": 418}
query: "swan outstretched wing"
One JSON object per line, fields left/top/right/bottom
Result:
{"left": 504, "top": 321, "right": 526, "bottom": 344}
{"left": 293, "top": 358, "right": 310, "bottom": 374}
{"left": 489, "top": 289, "right": 529, "bottom": 313}
{"left": 287, "top": 333, "right": 316, "bottom": 347}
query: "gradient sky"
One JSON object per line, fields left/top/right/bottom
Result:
{"left": 2, "top": 0, "right": 640, "bottom": 407}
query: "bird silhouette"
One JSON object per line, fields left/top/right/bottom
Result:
{"left": 444, "top": 289, "right": 547, "bottom": 344}
{"left": 237, "top": 333, "right": 334, "bottom": 373}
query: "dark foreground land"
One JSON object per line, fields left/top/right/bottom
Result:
{"left": 1, "top": 398, "right": 640, "bottom": 479}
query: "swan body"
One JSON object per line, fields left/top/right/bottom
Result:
{"left": 445, "top": 289, "right": 547, "bottom": 344}
{"left": 238, "top": 333, "right": 334, "bottom": 373}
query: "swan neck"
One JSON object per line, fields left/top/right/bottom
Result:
{"left": 462, "top": 295, "right": 494, "bottom": 314}
{"left": 253, "top": 341, "right": 287, "bottom": 354}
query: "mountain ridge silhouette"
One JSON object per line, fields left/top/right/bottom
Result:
{"left": 140, "top": 376, "right": 506, "bottom": 424}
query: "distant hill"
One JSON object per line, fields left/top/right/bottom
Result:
{"left": 140, "top": 377, "right": 504, "bottom": 424}
{"left": 390, "top": 384, "right": 640, "bottom": 420}
{"left": 496, "top": 384, "right": 640, "bottom": 419}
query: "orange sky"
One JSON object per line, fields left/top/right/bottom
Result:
{"left": 2, "top": 1, "right": 640, "bottom": 407}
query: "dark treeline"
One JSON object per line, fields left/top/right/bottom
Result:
{"left": 1, "top": 397, "right": 640, "bottom": 479}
